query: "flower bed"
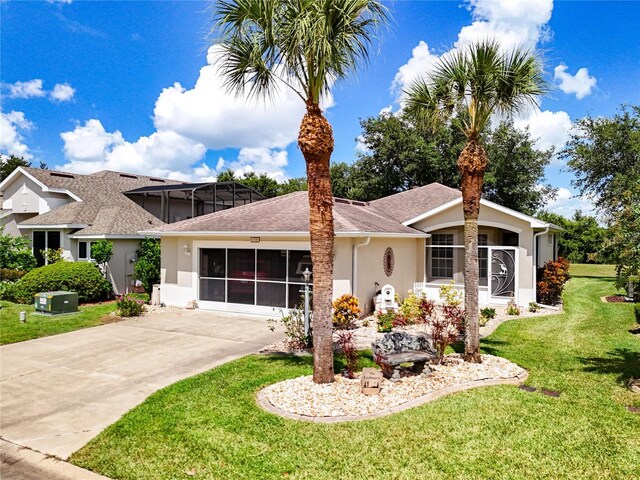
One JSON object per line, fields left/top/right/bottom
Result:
{"left": 258, "top": 354, "right": 527, "bottom": 421}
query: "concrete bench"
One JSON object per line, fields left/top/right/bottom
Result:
{"left": 372, "top": 331, "right": 436, "bottom": 381}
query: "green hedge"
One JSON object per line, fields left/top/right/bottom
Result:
{"left": 0, "top": 268, "right": 26, "bottom": 282}
{"left": 15, "top": 262, "right": 112, "bottom": 304}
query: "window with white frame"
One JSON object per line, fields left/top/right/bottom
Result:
{"left": 33, "top": 230, "right": 61, "bottom": 266}
{"left": 78, "top": 241, "right": 97, "bottom": 261}
{"left": 431, "top": 234, "right": 454, "bottom": 278}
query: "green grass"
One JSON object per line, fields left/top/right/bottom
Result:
{"left": 0, "top": 300, "right": 117, "bottom": 345}
{"left": 569, "top": 263, "right": 617, "bottom": 278}
{"left": 72, "top": 277, "right": 639, "bottom": 480}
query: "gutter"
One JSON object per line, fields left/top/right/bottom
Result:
{"left": 532, "top": 225, "right": 550, "bottom": 302}
{"left": 352, "top": 237, "right": 371, "bottom": 298}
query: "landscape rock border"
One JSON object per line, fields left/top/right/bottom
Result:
{"left": 256, "top": 370, "right": 528, "bottom": 423}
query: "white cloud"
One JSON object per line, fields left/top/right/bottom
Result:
{"left": 457, "top": 0, "right": 553, "bottom": 51}
{"left": 153, "top": 46, "right": 313, "bottom": 151}
{"left": 553, "top": 64, "right": 597, "bottom": 99}
{"left": 57, "top": 119, "right": 206, "bottom": 179}
{"left": 50, "top": 83, "right": 76, "bottom": 102}
{"left": 514, "top": 108, "right": 572, "bottom": 153}
{"left": 391, "top": 41, "right": 440, "bottom": 100}
{"left": 545, "top": 187, "right": 596, "bottom": 217}
{"left": 6, "top": 79, "right": 46, "bottom": 99}
{"left": 0, "top": 110, "right": 34, "bottom": 160}
{"left": 222, "top": 147, "right": 289, "bottom": 181}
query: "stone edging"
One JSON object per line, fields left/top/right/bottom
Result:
{"left": 256, "top": 371, "right": 528, "bottom": 424}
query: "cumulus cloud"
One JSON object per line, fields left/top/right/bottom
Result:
{"left": 153, "top": 45, "right": 317, "bottom": 151}
{"left": 57, "top": 119, "right": 206, "bottom": 179}
{"left": 553, "top": 64, "right": 597, "bottom": 99}
{"left": 221, "top": 147, "right": 290, "bottom": 181}
{"left": 50, "top": 83, "right": 76, "bottom": 102}
{"left": 6, "top": 79, "right": 46, "bottom": 99}
{"left": 391, "top": 41, "right": 440, "bottom": 99}
{"left": 545, "top": 187, "right": 597, "bottom": 217}
{"left": 0, "top": 110, "right": 34, "bottom": 160}
{"left": 514, "top": 108, "right": 572, "bottom": 153}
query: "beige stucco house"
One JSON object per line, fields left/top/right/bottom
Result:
{"left": 0, "top": 167, "right": 263, "bottom": 293}
{"left": 146, "top": 183, "right": 562, "bottom": 315}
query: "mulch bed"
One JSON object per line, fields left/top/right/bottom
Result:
{"left": 603, "top": 295, "right": 627, "bottom": 303}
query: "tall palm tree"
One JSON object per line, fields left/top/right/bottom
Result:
{"left": 405, "top": 40, "right": 547, "bottom": 363}
{"left": 213, "top": 0, "right": 388, "bottom": 383}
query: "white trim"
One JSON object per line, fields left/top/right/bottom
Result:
{"left": 141, "top": 230, "right": 428, "bottom": 239}
{"left": 402, "top": 198, "right": 461, "bottom": 226}
{"left": 0, "top": 167, "right": 83, "bottom": 202}
{"left": 0, "top": 210, "right": 12, "bottom": 220}
{"left": 402, "top": 196, "right": 553, "bottom": 230}
{"left": 18, "top": 223, "right": 88, "bottom": 229}
{"left": 424, "top": 220, "right": 524, "bottom": 234}
{"left": 69, "top": 234, "right": 145, "bottom": 240}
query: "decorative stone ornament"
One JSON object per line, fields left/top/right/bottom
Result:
{"left": 383, "top": 247, "right": 394, "bottom": 277}
{"left": 360, "top": 368, "right": 383, "bottom": 395}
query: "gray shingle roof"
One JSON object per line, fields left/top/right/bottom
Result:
{"left": 368, "top": 182, "right": 461, "bottom": 224}
{"left": 151, "top": 190, "right": 429, "bottom": 236}
{"left": 16, "top": 168, "right": 183, "bottom": 235}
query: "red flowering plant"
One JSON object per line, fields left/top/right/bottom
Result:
{"left": 336, "top": 330, "right": 358, "bottom": 378}
{"left": 427, "top": 304, "right": 465, "bottom": 363}
{"left": 116, "top": 294, "right": 146, "bottom": 317}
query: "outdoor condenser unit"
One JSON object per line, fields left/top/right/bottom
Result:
{"left": 34, "top": 291, "right": 79, "bottom": 315}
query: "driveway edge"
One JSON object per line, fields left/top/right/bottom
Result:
{"left": 0, "top": 439, "right": 111, "bottom": 480}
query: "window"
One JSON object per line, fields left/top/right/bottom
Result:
{"left": 33, "top": 231, "right": 62, "bottom": 266}
{"left": 478, "top": 234, "right": 488, "bottom": 285}
{"left": 199, "top": 248, "right": 311, "bottom": 308}
{"left": 78, "top": 241, "right": 97, "bottom": 261}
{"left": 431, "top": 234, "right": 453, "bottom": 278}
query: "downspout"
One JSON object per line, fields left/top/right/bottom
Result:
{"left": 532, "top": 225, "right": 550, "bottom": 303}
{"left": 352, "top": 237, "right": 371, "bottom": 299}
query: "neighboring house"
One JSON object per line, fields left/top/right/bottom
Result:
{"left": 145, "top": 183, "right": 562, "bottom": 315}
{"left": 0, "top": 167, "right": 264, "bottom": 293}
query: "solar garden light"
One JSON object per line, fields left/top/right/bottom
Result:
{"left": 303, "top": 267, "right": 312, "bottom": 338}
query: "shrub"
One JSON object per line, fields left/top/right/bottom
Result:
{"left": 134, "top": 238, "right": 161, "bottom": 293}
{"left": 0, "top": 281, "right": 20, "bottom": 303}
{"left": 528, "top": 302, "right": 540, "bottom": 313}
{"left": 41, "top": 248, "right": 65, "bottom": 264}
{"left": 267, "top": 307, "right": 311, "bottom": 349}
{"left": 116, "top": 294, "right": 145, "bottom": 317}
{"left": 479, "top": 307, "right": 496, "bottom": 327}
{"left": 336, "top": 330, "right": 358, "bottom": 378}
{"left": 332, "top": 294, "right": 361, "bottom": 330}
{"left": 0, "top": 268, "right": 26, "bottom": 282}
{"left": 426, "top": 304, "right": 465, "bottom": 362}
{"left": 15, "top": 262, "right": 112, "bottom": 304}
{"left": 537, "top": 257, "right": 571, "bottom": 305}
{"left": 439, "top": 282, "right": 463, "bottom": 307}
{"left": 91, "top": 240, "right": 114, "bottom": 267}
{"left": 399, "top": 291, "right": 436, "bottom": 325}
{"left": 506, "top": 301, "right": 521, "bottom": 316}
{"left": 0, "top": 227, "right": 36, "bottom": 271}
{"left": 375, "top": 310, "right": 405, "bottom": 332}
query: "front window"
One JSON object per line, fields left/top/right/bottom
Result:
{"left": 78, "top": 241, "right": 97, "bottom": 261}
{"left": 431, "top": 234, "right": 454, "bottom": 279}
{"left": 479, "top": 234, "right": 488, "bottom": 286}
{"left": 33, "top": 230, "right": 61, "bottom": 266}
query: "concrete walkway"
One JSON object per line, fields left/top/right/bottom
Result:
{"left": 0, "top": 310, "right": 280, "bottom": 462}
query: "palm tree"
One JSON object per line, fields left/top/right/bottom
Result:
{"left": 213, "top": 0, "right": 388, "bottom": 383}
{"left": 405, "top": 40, "right": 547, "bottom": 363}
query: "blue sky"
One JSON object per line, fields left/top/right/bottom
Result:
{"left": 1, "top": 0, "right": 639, "bottom": 217}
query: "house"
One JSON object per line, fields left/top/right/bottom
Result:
{"left": 144, "top": 183, "right": 562, "bottom": 315}
{"left": 0, "top": 167, "right": 264, "bottom": 293}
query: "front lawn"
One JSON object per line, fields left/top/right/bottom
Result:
{"left": 0, "top": 300, "right": 117, "bottom": 345}
{"left": 569, "top": 263, "right": 617, "bottom": 278}
{"left": 72, "top": 277, "right": 639, "bottom": 480}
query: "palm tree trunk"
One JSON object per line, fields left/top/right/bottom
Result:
{"left": 457, "top": 136, "right": 487, "bottom": 364}
{"left": 298, "top": 101, "right": 335, "bottom": 384}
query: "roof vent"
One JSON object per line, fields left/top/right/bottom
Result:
{"left": 334, "top": 198, "right": 350, "bottom": 204}
{"left": 119, "top": 173, "right": 138, "bottom": 179}
{"left": 50, "top": 172, "right": 75, "bottom": 179}
{"left": 352, "top": 201, "right": 367, "bottom": 206}
{"left": 150, "top": 178, "right": 165, "bottom": 182}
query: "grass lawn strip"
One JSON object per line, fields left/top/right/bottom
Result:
{"left": 71, "top": 275, "right": 639, "bottom": 480}
{"left": 0, "top": 300, "right": 117, "bottom": 345}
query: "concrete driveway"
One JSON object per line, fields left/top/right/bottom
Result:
{"left": 0, "top": 310, "right": 281, "bottom": 460}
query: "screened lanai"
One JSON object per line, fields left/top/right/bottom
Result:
{"left": 124, "top": 182, "right": 265, "bottom": 224}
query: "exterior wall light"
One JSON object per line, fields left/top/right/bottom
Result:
{"left": 183, "top": 243, "right": 190, "bottom": 256}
